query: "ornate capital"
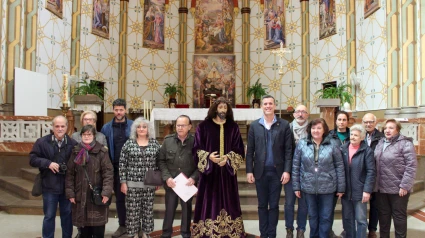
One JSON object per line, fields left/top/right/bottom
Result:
{"left": 241, "top": 7, "right": 250, "bottom": 14}
{"left": 179, "top": 7, "right": 188, "bottom": 14}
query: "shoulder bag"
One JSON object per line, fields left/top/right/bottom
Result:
{"left": 144, "top": 170, "right": 163, "bottom": 186}
{"left": 82, "top": 166, "right": 111, "bottom": 206}
{"left": 31, "top": 173, "right": 42, "bottom": 197}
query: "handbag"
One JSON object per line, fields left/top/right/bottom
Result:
{"left": 82, "top": 166, "right": 111, "bottom": 206}
{"left": 144, "top": 170, "right": 163, "bottom": 186}
{"left": 31, "top": 173, "right": 42, "bottom": 197}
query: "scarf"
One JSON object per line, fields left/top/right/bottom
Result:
{"left": 74, "top": 141, "right": 96, "bottom": 165}
{"left": 292, "top": 120, "right": 308, "bottom": 142}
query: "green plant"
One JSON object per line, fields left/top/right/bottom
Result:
{"left": 315, "top": 82, "right": 353, "bottom": 106}
{"left": 72, "top": 79, "right": 106, "bottom": 100}
{"left": 247, "top": 79, "right": 268, "bottom": 99}
{"left": 164, "top": 83, "right": 184, "bottom": 97}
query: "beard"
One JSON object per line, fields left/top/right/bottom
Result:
{"left": 217, "top": 112, "right": 226, "bottom": 120}
{"left": 295, "top": 117, "right": 306, "bottom": 124}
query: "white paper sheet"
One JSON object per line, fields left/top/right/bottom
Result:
{"left": 171, "top": 173, "right": 198, "bottom": 202}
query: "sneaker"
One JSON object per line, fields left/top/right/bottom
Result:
{"left": 368, "top": 231, "right": 377, "bottom": 238}
{"left": 286, "top": 228, "right": 294, "bottom": 238}
{"left": 112, "top": 225, "right": 127, "bottom": 238}
{"left": 296, "top": 229, "right": 305, "bottom": 238}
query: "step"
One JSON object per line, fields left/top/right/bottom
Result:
{"left": 21, "top": 168, "right": 39, "bottom": 182}
{"left": 0, "top": 176, "right": 41, "bottom": 200}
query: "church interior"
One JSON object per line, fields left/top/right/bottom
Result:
{"left": 1, "top": 0, "right": 425, "bottom": 235}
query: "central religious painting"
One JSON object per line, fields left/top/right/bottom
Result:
{"left": 264, "top": 0, "right": 286, "bottom": 50}
{"left": 193, "top": 55, "right": 236, "bottom": 108}
{"left": 194, "top": 0, "right": 235, "bottom": 53}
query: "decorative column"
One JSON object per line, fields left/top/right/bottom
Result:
{"left": 5, "top": 0, "right": 24, "bottom": 105}
{"left": 0, "top": 0, "right": 8, "bottom": 105}
{"left": 178, "top": 0, "right": 188, "bottom": 103}
{"left": 118, "top": 0, "right": 129, "bottom": 98}
{"left": 300, "top": 0, "right": 310, "bottom": 107}
{"left": 70, "top": 0, "right": 81, "bottom": 76}
{"left": 241, "top": 0, "right": 250, "bottom": 103}
{"left": 399, "top": 0, "right": 417, "bottom": 118}
{"left": 384, "top": 0, "right": 401, "bottom": 118}
{"left": 24, "top": 0, "right": 37, "bottom": 71}
{"left": 346, "top": 0, "right": 356, "bottom": 109}
{"left": 417, "top": 0, "right": 425, "bottom": 117}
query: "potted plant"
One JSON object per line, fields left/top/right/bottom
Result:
{"left": 315, "top": 82, "right": 353, "bottom": 108}
{"left": 247, "top": 79, "right": 268, "bottom": 108}
{"left": 72, "top": 78, "right": 106, "bottom": 105}
{"left": 164, "top": 83, "right": 184, "bottom": 108}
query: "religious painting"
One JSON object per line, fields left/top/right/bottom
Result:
{"left": 319, "top": 0, "right": 337, "bottom": 40}
{"left": 194, "top": 0, "right": 235, "bottom": 53}
{"left": 364, "top": 0, "right": 380, "bottom": 19}
{"left": 263, "top": 0, "right": 286, "bottom": 50}
{"left": 92, "top": 0, "right": 110, "bottom": 39}
{"left": 46, "top": 0, "right": 63, "bottom": 19}
{"left": 193, "top": 55, "right": 236, "bottom": 108}
{"left": 143, "top": 0, "right": 165, "bottom": 50}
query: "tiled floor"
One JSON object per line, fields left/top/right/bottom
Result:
{"left": 1, "top": 209, "right": 425, "bottom": 238}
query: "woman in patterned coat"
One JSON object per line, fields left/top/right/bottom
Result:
{"left": 119, "top": 117, "right": 161, "bottom": 238}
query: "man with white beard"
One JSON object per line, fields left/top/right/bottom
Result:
{"left": 284, "top": 105, "right": 309, "bottom": 238}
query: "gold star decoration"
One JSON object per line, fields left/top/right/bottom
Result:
{"left": 130, "top": 22, "right": 143, "bottom": 34}
{"left": 129, "top": 58, "right": 143, "bottom": 72}
{"left": 164, "top": 26, "right": 175, "bottom": 39}
{"left": 253, "top": 27, "right": 263, "bottom": 39}
{"left": 253, "top": 63, "right": 265, "bottom": 75}
{"left": 147, "top": 78, "right": 159, "bottom": 91}
{"left": 164, "top": 63, "right": 175, "bottom": 74}
{"left": 80, "top": 46, "right": 91, "bottom": 60}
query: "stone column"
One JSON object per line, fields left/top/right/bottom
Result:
{"left": 384, "top": 0, "right": 401, "bottom": 118}
{"left": 241, "top": 0, "right": 250, "bottom": 103}
{"left": 346, "top": 0, "right": 356, "bottom": 109}
{"left": 301, "top": 0, "right": 310, "bottom": 107}
{"left": 417, "top": 0, "right": 425, "bottom": 117}
{"left": 399, "top": 0, "right": 417, "bottom": 118}
{"left": 118, "top": 1, "right": 129, "bottom": 98}
{"left": 23, "top": 0, "right": 37, "bottom": 71}
{"left": 70, "top": 0, "right": 82, "bottom": 77}
{"left": 178, "top": 0, "right": 188, "bottom": 103}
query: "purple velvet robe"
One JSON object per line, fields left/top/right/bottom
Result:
{"left": 191, "top": 119, "right": 246, "bottom": 238}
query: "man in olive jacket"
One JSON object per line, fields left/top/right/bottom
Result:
{"left": 158, "top": 115, "right": 199, "bottom": 238}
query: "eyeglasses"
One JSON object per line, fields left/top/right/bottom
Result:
{"left": 83, "top": 118, "right": 95, "bottom": 122}
{"left": 294, "top": 110, "right": 308, "bottom": 114}
{"left": 176, "top": 124, "right": 189, "bottom": 128}
{"left": 81, "top": 133, "right": 94, "bottom": 137}
{"left": 362, "top": 121, "right": 375, "bottom": 125}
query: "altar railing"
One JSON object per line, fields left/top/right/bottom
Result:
{"left": 0, "top": 116, "right": 53, "bottom": 142}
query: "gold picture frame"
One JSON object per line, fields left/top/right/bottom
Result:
{"left": 46, "top": 0, "right": 63, "bottom": 19}
{"left": 92, "top": 0, "right": 110, "bottom": 39}
{"left": 364, "top": 0, "right": 380, "bottom": 19}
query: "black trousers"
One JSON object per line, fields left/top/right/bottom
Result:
{"left": 80, "top": 225, "right": 105, "bottom": 238}
{"left": 113, "top": 163, "right": 127, "bottom": 226}
{"left": 161, "top": 188, "right": 193, "bottom": 238}
{"left": 368, "top": 192, "right": 379, "bottom": 231}
{"left": 376, "top": 192, "right": 410, "bottom": 238}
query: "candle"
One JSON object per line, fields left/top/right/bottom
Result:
{"left": 143, "top": 100, "right": 147, "bottom": 119}
{"left": 62, "top": 74, "right": 70, "bottom": 105}
{"left": 149, "top": 100, "right": 153, "bottom": 120}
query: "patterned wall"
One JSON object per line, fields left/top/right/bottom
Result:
{"left": 79, "top": 0, "right": 120, "bottom": 112}
{"left": 354, "top": 0, "right": 387, "bottom": 111}
{"left": 0, "top": 0, "right": 6, "bottom": 104}
{"left": 125, "top": 0, "right": 179, "bottom": 109}
{"left": 249, "top": 0, "right": 303, "bottom": 110}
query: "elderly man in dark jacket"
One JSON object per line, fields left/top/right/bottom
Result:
{"left": 158, "top": 115, "right": 199, "bottom": 238}
{"left": 362, "top": 113, "right": 384, "bottom": 238}
{"left": 341, "top": 124, "right": 375, "bottom": 238}
{"left": 246, "top": 95, "right": 293, "bottom": 238}
{"left": 29, "top": 115, "right": 78, "bottom": 238}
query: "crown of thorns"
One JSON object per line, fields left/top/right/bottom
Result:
{"left": 213, "top": 97, "right": 231, "bottom": 105}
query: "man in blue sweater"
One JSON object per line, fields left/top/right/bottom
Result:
{"left": 101, "top": 99, "right": 133, "bottom": 238}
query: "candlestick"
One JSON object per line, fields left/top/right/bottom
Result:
{"left": 62, "top": 74, "right": 70, "bottom": 105}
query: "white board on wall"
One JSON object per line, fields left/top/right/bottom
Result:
{"left": 14, "top": 67, "right": 48, "bottom": 116}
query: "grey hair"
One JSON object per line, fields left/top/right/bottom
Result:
{"left": 350, "top": 124, "right": 366, "bottom": 139}
{"left": 130, "top": 117, "right": 155, "bottom": 140}
{"left": 52, "top": 115, "right": 68, "bottom": 126}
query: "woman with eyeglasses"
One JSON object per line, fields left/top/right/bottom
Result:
{"left": 119, "top": 117, "right": 161, "bottom": 238}
{"left": 65, "top": 125, "right": 114, "bottom": 238}
{"left": 72, "top": 110, "right": 107, "bottom": 146}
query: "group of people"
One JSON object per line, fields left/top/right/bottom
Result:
{"left": 29, "top": 96, "right": 417, "bottom": 238}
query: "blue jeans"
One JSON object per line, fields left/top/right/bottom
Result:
{"left": 42, "top": 192, "right": 72, "bottom": 238}
{"left": 304, "top": 193, "right": 334, "bottom": 238}
{"left": 284, "top": 180, "right": 308, "bottom": 231}
{"left": 255, "top": 170, "right": 282, "bottom": 238}
{"left": 341, "top": 198, "right": 367, "bottom": 238}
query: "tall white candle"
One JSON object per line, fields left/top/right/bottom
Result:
{"left": 143, "top": 100, "right": 147, "bottom": 119}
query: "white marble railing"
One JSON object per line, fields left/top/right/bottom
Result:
{"left": 0, "top": 120, "right": 52, "bottom": 142}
